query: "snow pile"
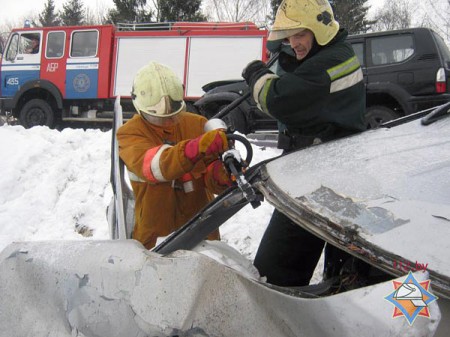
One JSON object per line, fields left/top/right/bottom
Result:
{"left": 0, "top": 125, "right": 112, "bottom": 250}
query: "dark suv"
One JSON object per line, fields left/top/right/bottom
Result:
{"left": 194, "top": 27, "right": 450, "bottom": 133}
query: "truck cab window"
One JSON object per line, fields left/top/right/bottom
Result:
{"left": 71, "top": 30, "right": 98, "bottom": 57}
{"left": 22, "top": 34, "right": 41, "bottom": 54}
{"left": 46, "top": 31, "right": 65, "bottom": 58}
{"left": 4, "top": 33, "right": 41, "bottom": 61}
{"left": 5, "top": 34, "right": 19, "bottom": 61}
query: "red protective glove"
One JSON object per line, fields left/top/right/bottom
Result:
{"left": 184, "top": 130, "right": 228, "bottom": 164}
{"left": 205, "top": 160, "right": 232, "bottom": 192}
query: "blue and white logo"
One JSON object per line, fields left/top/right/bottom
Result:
{"left": 73, "top": 73, "right": 91, "bottom": 93}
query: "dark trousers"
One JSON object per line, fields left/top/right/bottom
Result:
{"left": 254, "top": 209, "right": 325, "bottom": 287}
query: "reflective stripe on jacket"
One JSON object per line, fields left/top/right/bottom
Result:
{"left": 142, "top": 144, "right": 172, "bottom": 183}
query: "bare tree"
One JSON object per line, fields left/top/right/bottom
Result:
{"left": 0, "top": 11, "right": 40, "bottom": 36}
{"left": 203, "top": 0, "right": 271, "bottom": 25}
{"left": 421, "top": 0, "right": 450, "bottom": 43}
{"left": 371, "top": 0, "right": 414, "bottom": 31}
{"left": 149, "top": 0, "right": 162, "bottom": 21}
{"left": 84, "top": 7, "right": 99, "bottom": 25}
{"left": 84, "top": 1, "right": 114, "bottom": 25}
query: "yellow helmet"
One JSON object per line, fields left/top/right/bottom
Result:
{"left": 131, "top": 61, "right": 186, "bottom": 118}
{"left": 268, "top": 0, "right": 339, "bottom": 46}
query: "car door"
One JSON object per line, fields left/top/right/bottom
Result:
{"left": 65, "top": 29, "right": 99, "bottom": 99}
{"left": 40, "top": 30, "right": 67, "bottom": 97}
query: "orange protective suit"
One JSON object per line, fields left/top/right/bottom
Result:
{"left": 117, "top": 112, "right": 227, "bottom": 249}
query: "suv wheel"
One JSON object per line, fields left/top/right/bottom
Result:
{"left": 365, "top": 106, "right": 399, "bottom": 129}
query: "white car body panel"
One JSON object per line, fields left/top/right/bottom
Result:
{"left": 0, "top": 240, "right": 442, "bottom": 337}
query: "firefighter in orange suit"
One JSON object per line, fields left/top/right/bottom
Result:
{"left": 117, "top": 61, "right": 231, "bottom": 249}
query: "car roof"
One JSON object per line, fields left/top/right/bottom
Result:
{"left": 347, "top": 27, "right": 433, "bottom": 40}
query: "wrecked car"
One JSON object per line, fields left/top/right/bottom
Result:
{"left": 0, "top": 100, "right": 449, "bottom": 336}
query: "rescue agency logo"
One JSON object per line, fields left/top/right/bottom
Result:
{"left": 385, "top": 271, "right": 438, "bottom": 325}
{"left": 73, "top": 73, "right": 90, "bottom": 93}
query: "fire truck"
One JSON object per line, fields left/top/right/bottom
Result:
{"left": 0, "top": 22, "right": 267, "bottom": 128}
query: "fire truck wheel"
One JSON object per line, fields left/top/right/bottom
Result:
{"left": 19, "top": 99, "right": 55, "bottom": 129}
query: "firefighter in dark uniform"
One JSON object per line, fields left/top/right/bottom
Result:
{"left": 242, "top": 0, "right": 366, "bottom": 286}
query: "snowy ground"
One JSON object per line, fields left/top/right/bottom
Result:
{"left": 0, "top": 123, "right": 325, "bottom": 282}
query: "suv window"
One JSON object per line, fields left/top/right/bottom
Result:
{"left": 352, "top": 43, "right": 365, "bottom": 66}
{"left": 370, "top": 35, "right": 414, "bottom": 65}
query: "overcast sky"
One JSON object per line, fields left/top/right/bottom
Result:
{"left": 0, "top": 0, "right": 114, "bottom": 25}
{"left": 0, "top": 0, "right": 384, "bottom": 27}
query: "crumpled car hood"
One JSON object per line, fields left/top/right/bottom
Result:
{"left": 257, "top": 116, "right": 450, "bottom": 298}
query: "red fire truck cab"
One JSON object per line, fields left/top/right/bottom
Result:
{"left": 0, "top": 22, "right": 267, "bottom": 128}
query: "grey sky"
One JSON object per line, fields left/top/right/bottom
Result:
{"left": 0, "top": 0, "right": 384, "bottom": 26}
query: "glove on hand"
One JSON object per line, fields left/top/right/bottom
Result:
{"left": 184, "top": 129, "right": 229, "bottom": 164}
{"left": 206, "top": 160, "right": 232, "bottom": 187}
{"left": 242, "top": 60, "right": 273, "bottom": 90}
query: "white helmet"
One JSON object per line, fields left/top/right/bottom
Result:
{"left": 131, "top": 61, "right": 186, "bottom": 118}
{"left": 268, "top": 0, "right": 339, "bottom": 46}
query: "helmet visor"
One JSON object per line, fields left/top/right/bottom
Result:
{"left": 141, "top": 111, "right": 181, "bottom": 127}
{"left": 268, "top": 28, "right": 305, "bottom": 41}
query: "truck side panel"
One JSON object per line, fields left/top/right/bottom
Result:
{"left": 97, "top": 26, "right": 114, "bottom": 99}
{"left": 186, "top": 36, "right": 264, "bottom": 98}
{"left": 112, "top": 28, "right": 267, "bottom": 100}
{"left": 113, "top": 37, "right": 187, "bottom": 98}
